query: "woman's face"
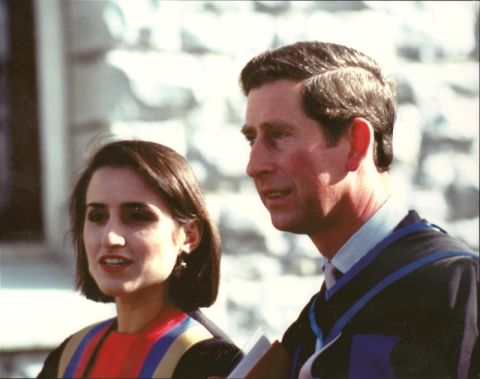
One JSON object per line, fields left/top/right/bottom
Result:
{"left": 83, "top": 166, "right": 189, "bottom": 302}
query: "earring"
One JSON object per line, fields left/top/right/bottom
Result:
{"left": 173, "top": 252, "right": 188, "bottom": 278}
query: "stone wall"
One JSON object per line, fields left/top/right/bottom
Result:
{"left": 62, "top": 0, "right": 479, "bottom": 344}
{"left": 1, "top": 1, "right": 479, "bottom": 377}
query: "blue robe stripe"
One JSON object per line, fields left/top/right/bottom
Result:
{"left": 327, "top": 250, "right": 475, "bottom": 345}
{"left": 137, "top": 316, "right": 194, "bottom": 378}
{"left": 63, "top": 318, "right": 114, "bottom": 378}
{"left": 326, "top": 221, "right": 437, "bottom": 300}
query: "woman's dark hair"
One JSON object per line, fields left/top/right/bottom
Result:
{"left": 70, "top": 139, "right": 221, "bottom": 311}
{"left": 240, "top": 41, "right": 398, "bottom": 172}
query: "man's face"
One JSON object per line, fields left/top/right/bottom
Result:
{"left": 242, "top": 79, "right": 351, "bottom": 235}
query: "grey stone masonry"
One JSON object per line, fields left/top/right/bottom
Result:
{"left": 1, "top": 1, "right": 478, "bottom": 377}
{"left": 63, "top": 0, "right": 479, "bottom": 347}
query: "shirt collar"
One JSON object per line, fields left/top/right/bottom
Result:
{"left": 322, "top": 196, "right": 409, "bottom": 274}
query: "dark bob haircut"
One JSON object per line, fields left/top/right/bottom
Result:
{"left": 69, "top": 139, "right": 221, "bottom": 311}
{"left": 240, "top": 41, "right": 398, "bottom": 172}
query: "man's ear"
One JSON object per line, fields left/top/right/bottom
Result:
{"left": 181, "top": 219, "right": 203, "bottom": 254}
{"left": 346, "top": 117, "right": 373, "bottom": 172}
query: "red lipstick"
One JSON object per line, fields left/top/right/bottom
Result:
{"left": 99, "top": 255, "right": 133, "bottom": 273}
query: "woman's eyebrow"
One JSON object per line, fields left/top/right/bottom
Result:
{"left": 85, "top": 202, "right": 152, "bottom": 209}
{"left": 86, "top": 202, "right": 104, "bottom": 208}
{"left": 123, "top": 202, "right": 148, "bottom": 209}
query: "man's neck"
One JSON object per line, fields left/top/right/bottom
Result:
{"left": 310, "top": 171, "right": 391, "bottom": 260}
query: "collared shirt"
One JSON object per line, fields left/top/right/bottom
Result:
{"left": 321, "top": 197, "right": 409, "bottom": 275}
{"left": 307, "top": 198, "right": 409, "bottom": 378}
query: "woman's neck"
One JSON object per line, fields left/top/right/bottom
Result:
{"left": 114, "top": 287, "right": 175, "bottom": 334}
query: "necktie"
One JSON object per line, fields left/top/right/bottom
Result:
{"left": 323, "top": 261, "right": 341, "bottom": 290}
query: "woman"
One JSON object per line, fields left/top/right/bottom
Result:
{"left": 37, "top": 140, "right": 242, "bottom": 378}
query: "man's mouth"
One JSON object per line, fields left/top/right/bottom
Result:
{"left": 265, "top": 190, "right": 289, "bottom": 199}
{"left": 262, "top": 189, "right": 291, "bottom": 206}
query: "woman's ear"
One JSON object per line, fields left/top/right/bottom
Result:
{"left": 346, "top": 117, "right": 373, "bottom": 172}
{"left": 180, "top": 219, "right": 203, "bottom": 254}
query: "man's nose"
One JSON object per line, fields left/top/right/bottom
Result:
{"left": 246, "top": 139, "right": 273, "bottom": 178}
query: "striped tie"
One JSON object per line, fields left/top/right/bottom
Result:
{"left": 323, "top": 261, "right": 341, "bottom": 289}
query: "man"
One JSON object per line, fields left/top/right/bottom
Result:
{"left": 239, "top": 41, "right": 478, "bottom": 379}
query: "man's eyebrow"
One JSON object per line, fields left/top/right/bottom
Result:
{"left": 240, "top": 124, "right": 253, "bottom": 135}
{"left": 244, "top": 120, "right": 295, "bottom": 135}
{"left": 241, "top": 120, "right": 293, "bottom": 134}
{"left": 263, "top": 120, "right": 294, "bottom": 130}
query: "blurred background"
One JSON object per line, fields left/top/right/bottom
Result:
{"left": 0, "top": 0, "right": 478, "bottom": 377}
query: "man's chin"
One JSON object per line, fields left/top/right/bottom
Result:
{"left": 271, "top": 216, "right": 305, "bottom": 234}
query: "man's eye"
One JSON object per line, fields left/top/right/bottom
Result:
{"left": 271, "top": 130, "right": 287, "bottom": 139}
{"left": 87, "top": 210, "right": 106, "bottom": 223}
{"left": 244, "top": 134, "right": 255, "bottom": 146}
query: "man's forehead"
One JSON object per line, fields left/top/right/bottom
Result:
{"left": 245, "top": 84, "right": 301, "bottom": 122}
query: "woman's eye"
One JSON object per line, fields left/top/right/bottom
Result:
{"left": 126, "top": 209, "right": 155, "bottom": 223}
{"left": 87, "top": 210, "right": 106, "bottom": 223}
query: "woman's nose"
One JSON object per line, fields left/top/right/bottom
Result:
{"left": 101, "top": 224, "right": 126, "bottom": 247}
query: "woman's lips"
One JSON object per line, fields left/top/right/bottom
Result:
{"left": 99, "top": 255, "right": 133, "bottom": 272}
